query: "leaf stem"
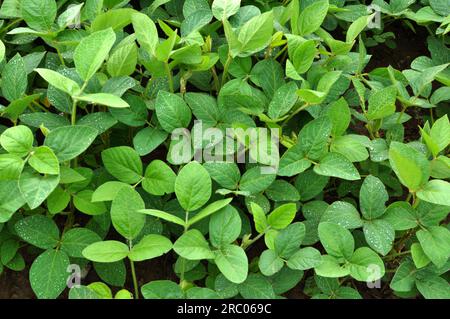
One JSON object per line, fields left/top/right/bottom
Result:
{"left": 0, "top": 18, "right": 22, "bottom": 34}
{"left": 71, "top": 99, "right": 77, "bottom": 126}
{"left": 383, "top": 250, "right": 411, "bottom": 260}
{"left": 165, "top": 62, "right": 174, "bottom": 93}
{"left": 179, "top": 211, "right": 190, "bottom": 287}
{"left": 221, "top": 54, "right": 233, "bottom": 87}
{"left": 129, "top": 258, "right": 139, "bottom": 299}
{"left": 241, "top": 231, "right": 266, "bottom": 250}
{"left": 211, "top": 66, "right": 220, "bottom": 93}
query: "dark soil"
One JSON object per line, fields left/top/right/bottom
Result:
{"left": 366, "top": 21, "right": 429, "bottom": 71}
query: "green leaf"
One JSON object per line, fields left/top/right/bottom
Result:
{"left": 278, "top": 146, "right": 312, "bottom": 177}
{"left": 298, "top": 0, "right": 329, "bottom": 36}
{"left": 0, "top": 239, "right": 19, "bottom": 265}
{"left": 142, "top": 160, "right": 176, "bottom": 196}
{"left": 108, "top": 94, "right": 147, "bottom": 126}
{"left": 314, "top": 255, "right": 350, "bottom": 278}
{"left": 34, "top": 68, "right": 81, "bottom": 96}
{"left": 389, "top": 141, "right": 430, "bottom": 192}
{"left": 15, "top": 215, "right": 59, "bottom": 249}
{"left": 60, "top": 228, "right": 102, "bottom": 258}
{"left": 212, "top": 0, "right": 240, "bottom": 20}
{"left": 77, "top": 93, "right": 130, "bottom": 108}
{"left": 74, "top": 28, "right": 116, "bottom": 81}
{"left": 363, "top": 220, "right": 395, "bottom": 256}
{"left": 238, "top": 274, "right": 275, "bottom": 298}
{"left": 416, "top": 226, "right": 450, "bottom": 268}
{"left": 1, "top": 54, "right": 27, "bottom": 102}
{"left": 297, "top": 117, "right": 332, "bottom": 161}
{"left": 274, "top": 222, "right": 306, "bottom": 258}
{"left": 0, "top": 39, "right": 5, "bottom": 63}
{"left": 139, "top": 209, "right": 186, "bottom": 227}
{"left": 318, "top": 222, "right": 354, "bottom": 260}
{"left": 265, "top": 180, "right": 300, "bottom": 202}
{"left": 155, "top": 91, "right": 192, "bottom": 133}
{"left": 133, "top": 127, "right": 168, "bottom": 156}
{"left": 60, "top": 166, "right": 87, "bottom": 184}
{"left": 383, "top": 201, "right": 418, "bottom": 230}
{"left": 215, "top": 244, "right": 248, "bottom": 284}
{"left": 187, "top": 198, "right": 233, "bottom": 227}
{"left": 239, "top": 166, "right": 276, "bottom": 194}
{"left": 175, "top": 161, "right": 211, "bottom": 212}
{"left": 181, "top": 10, "right": 213, "bottom": 37}
{"left": 73, "top": 190, "right": 107, "bottom": 216}
{"left": 411, "top": 243, "right": 430, "bottom": 269}
{"left": 101, "top": 146, "right": 143, "bottom": 184}
{"left": 390, "top": 260, "right": 416, "bottom": 292}
{"left": 203, "top": 162, "right": 240, "bottom": 190}
{"left": 292, "top": 39, "right": 317, "bottom": 74}
{"left": 258, "top": 250, "right": 284, "bottom": 276}
{"left": 250, "top": 202, "right": 268, "bottom": 234}
{"left": 429, "top": 115, "right": 450, "bottom": 154}
{"left": 82, "top": 240, "right": 129, "bottom": 262}
{"left": 320, "top": 201, "right": 363, "bottom": 229}
{"left": 28, "top": 146, "right": 60, "bottom": 175}
{"left": 111, "top": 186, "right": 146, "bottom": 240}
{"left": 417, "top": 180, "right": 450, "bottom": 206}
{"left": 173, "top": 229, "right": 215, "bottom": 260}
{"left": 268, "top": 82, "right": 298, "bottom": 119}
{"left": 209, "top": 205, "right": 241, "bottom": 248}
{"left": 367, "top": 86, "right": 397, "bottom": 120}
{"left": 91, "top": 8, "right": 136, "bottom": 32}
{"left": 348, "top": 247, "right": 385, "bottom": 282}
{"left": 128, "top": 234, "right": 172, "bottom": 262}
{"left": 314, "top": 152, "right": 361, "bottom": 181}
{"left": 0, "top": 125, "right": 34, "bottom": 157}
{"left": 29, "top": 249, "right": 70, "bottom": 299}
{"left": 44, "top": 125, "right": 98, "bottom": 162}
{"left": 287, "top": 247, "right": 322, "bottom": 270}
{"left": 47, "top": 186, "right": 70, "bottom": 214}
{"left": 267, "top": 203, "right": 297, "bottom": 230}
{"left": 416, "top": 276, "right": 450, "bottom": 299}
{"left": 237, "top": 11, "right": 273, "bottom": 57}
{"left": 0, "top": 154, "right": 24, "bottom": 180}
{"left": 106, "top": 38, "right": 138, "bottom": 77}
{"left": 223, "top": 18, "right": 242, "bottom": 58}
{"left": 330, "top": 135, "right": 369, "bottom": 163}
{"left": 92, "top": 181, "right": 131, "bottom": 202}
{"left": 326, "top": 97, "right": 350, "bottom": 137}
{"left": 141, "top": 280, "right": 184, "bottom": 299}
{"left": 346, "top": 14, "right": 374, "bottom": 43}
{"left": 22, "top": 0, "right": 56, "bottom": 32}
{"left": 18, "top": 168, "right": 59, "bottom": 209}
{"left": 132, "top": 12, "right": 158, "bottom": 56}
{"left": 185, "top": 93, "right": 222, "bottom": 126}
{"left": 359, "top": 175, "right": 388, "bottom": 220}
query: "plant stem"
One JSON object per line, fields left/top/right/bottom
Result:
{"left": 0, "top": 18, "right": 22, "bottom": 34}
{"left": 55, "top": 45, "right": 66, "bottom": 67}
{"left": 242, "top": 232, "right": 265, "bottom": 250}
{"left": 71, "top": 99, "right": 77, "bottom": 126}
{"left": 130, "top": 258, "right": 139, "bottom": 299}
{"left": 221, "top": 54, "right": 233, "bottom": 87}
{"left": 383, "top": 250, "right": 411, "bottom": 260}
{"left": 32, "top": 101, "right": 49, "bottom": 113}
{"left": 165, "top": 62, "right": 174, "bottom": 93}
{"left": 211, "top": 67, "right": 220, "bottom": 93}
{"left": 281, "top": 103, "right": 310, "bottom": 127}
{"left": 179, "top": 211, "right": 190, "bottom": 287}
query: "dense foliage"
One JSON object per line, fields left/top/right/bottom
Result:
{"left": 0, "top": 0, "right": 449, "bottom": 299}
